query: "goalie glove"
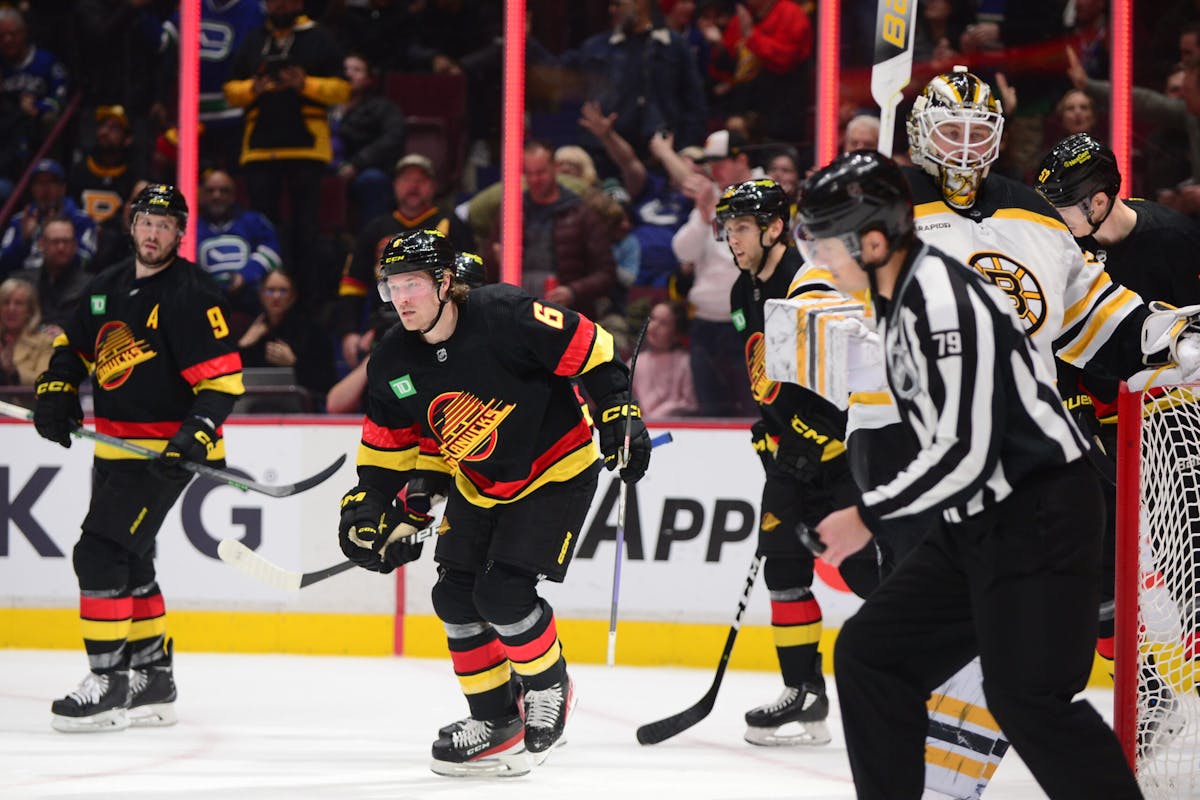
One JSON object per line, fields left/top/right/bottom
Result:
{"left": 1140, "top": 301, "right": 1200, "bottom": 367}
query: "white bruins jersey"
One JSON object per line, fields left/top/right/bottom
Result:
{"left": 848, "top": 167, "right": 1149, "bottom": 440}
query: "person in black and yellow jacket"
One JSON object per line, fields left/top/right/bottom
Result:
{"left": 223, "top": 0, "right": 349, "bottom": 306}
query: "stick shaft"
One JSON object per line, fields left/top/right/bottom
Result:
{"left": 635, "top": 554, "right": 762, "bottom": 744}
{"left": 607, "top": 316, "right": 653, "bottom": 666}
{"left": 0, "top": 399, "right": 345, "bottom": 497}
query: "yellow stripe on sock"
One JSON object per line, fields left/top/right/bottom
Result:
{"left": 457, "top": 662, "right": 512, "bottom": 695}
{"left": 80, "top": 618, "right": 132, "bottom": 642}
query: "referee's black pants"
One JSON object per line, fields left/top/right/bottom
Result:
{"left": 834, "top": 460, "right": 1143, "bottom": 800}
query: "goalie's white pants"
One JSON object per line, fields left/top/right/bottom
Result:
{"left": 922, "top": 657, "right": 1008, "bottom": 800}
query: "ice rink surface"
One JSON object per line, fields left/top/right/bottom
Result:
{"left": 1, "top": 649, "right": 1116, "bottom": 799}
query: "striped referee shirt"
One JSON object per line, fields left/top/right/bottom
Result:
{"left": 861, "top": 243, "right": 1088, "bottom": 524}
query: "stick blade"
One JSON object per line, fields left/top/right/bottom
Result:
{"left": 636, "top": 698, "right": 714, "bottom": 745}
{"left": 248, "top": 453, "right": 348, "bottom": 496}
{"left": 217, "top": 538, "right": 302, "bottom": 591}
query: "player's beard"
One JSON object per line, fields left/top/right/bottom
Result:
{"left": 136, "top": 239, "right": 177, "bottom": 270}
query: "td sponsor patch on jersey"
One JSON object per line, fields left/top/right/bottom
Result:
{"left": 389, "top": 374, "right": 416, "bottom": 399}
{"left": 90, "top": 294, "right": 107, "bottom": 315}
{"left": 731, "top": 309, "right": 747, "bottom": 331}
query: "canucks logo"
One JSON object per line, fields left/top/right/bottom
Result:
{"left": 93, "top": 321, "right": 156, "bottom": 389}
{"left": 745, "top": 332, "right": 780, "bottom": 405}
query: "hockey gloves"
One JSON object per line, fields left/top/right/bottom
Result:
{"left": 752, "top": 420, "right": 820, "bottom": 482}
{"left": 153, "top": 415, "right": 217, "bottom": 480}
{"left": 751, "top": 420, "right": 774, "bottom": 473}
{"left": 338, "top": 486, "right": 427, "bottom": 573}
{"left": 1064, "top": 392, "right": 1102, "bottom": 445}
{"left": 596, "top": 392, "right": 651, "bottom": 483}
{"left": 34, "top": 372, "right": 82, "bottom": 448}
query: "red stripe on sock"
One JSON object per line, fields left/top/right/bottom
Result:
{"left": 504, "top": 616, "right": 559, "bottom": 663}
{"left": 449, "top": 638, "right": 506, "bottom": 675}
{"left": 132, "top": 594, "right": 165, "bottom": 619}
{"left": 80, "top": 595, "right": 133, "bottom": 621}
{"left": 770, "top": 598, "right": 821, "bottom": 626}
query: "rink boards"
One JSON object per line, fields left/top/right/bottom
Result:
{"left": 0, "top": 418, "right": 1110, "bottom": 682}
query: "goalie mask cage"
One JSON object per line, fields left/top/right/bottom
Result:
{"left": 1116, "top": 381, "right": 1200, "bottom": 797}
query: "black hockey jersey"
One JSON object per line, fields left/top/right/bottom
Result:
{"left": 48, "top": 257, "right": 244, "bottom": 461}
{"left": 1071, "top": 199, "right": 1200, "bottom": 415}
{"left": 357, "top": 284, "right": 623, "bottom": 507}
{"left": 730, "top": 247, "right": 847, "bottom": 464}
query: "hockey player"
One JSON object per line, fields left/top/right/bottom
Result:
{"left": 337, "top": 229, "right": 651, "bottom": 776}
{"left": 716, "top": 178, "right": 856, "bottom": 746}
{"left": 799, "top": 148, "right": 1144, "bottom": 800}
{"left": 1037, "top": 132, "right": 1200, "bottom": 751}
{"left": 33, "top": 184, "right": 245, "bottom": 732}
{"left": 804, "top": 67, "right": 1194, "bottom": 798}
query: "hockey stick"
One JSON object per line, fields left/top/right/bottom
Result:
{"left": 636, "top": 554, "right": 763, "bottom": 744}
{"left": 217, "top": 525, "right": 439, "bottom": 590}
{"left": 870, "top": 0, "right": 918, "bottom": 158}
{"left": 608, "top": 315, "right": 652, "bottom": 667}
{"left": 219, "top": 432, "right": 676, "bottom": 591}
{"left": 0, "top": 398, "right": 346, "bottom": 498}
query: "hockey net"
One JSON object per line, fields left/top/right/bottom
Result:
{"left": 1115, "top": 382, "right": 1200, "bottom": 798}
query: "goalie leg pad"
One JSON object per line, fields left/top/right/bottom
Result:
{"left": 924, "top": 657, "right": 1006, "bottom": 800}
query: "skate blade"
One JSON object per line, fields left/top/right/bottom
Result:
{"left": 528, "top": 735, "right": 569, "bottom": 766}
{"left": 128, "top": 703, "right": 178, "bottom": 727}
{"left": 51, "top": 708, "right": 130, "bottom": 733}
{"left": 744, "top": 719, "right": 832, "bottom": 747}
{"left": 430, "top": 750, "right": 531, "bottom": 778}
{"left": 526, "top": 685, "right": 579, "bottom": 765}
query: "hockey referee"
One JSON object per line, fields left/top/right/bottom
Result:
{"left": 797, "top": 151, "right": 1142, "bottom": 800}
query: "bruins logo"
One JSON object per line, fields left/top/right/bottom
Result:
{"left": 969, "top": 251, "right": 1047, "bottom": 335}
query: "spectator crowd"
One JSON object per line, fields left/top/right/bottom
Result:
{"left": 0, "top": 0, "right": 1195, "bottom": 416}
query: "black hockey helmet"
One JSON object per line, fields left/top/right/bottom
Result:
{"left": 715, "top": 179, "right": 791, "bottom": 229}
{"left": 796, "top": 150, "right": 914, "bottom": 249}
{"left": 379, "top": 229, "right": 456, "bottom": 282}
{"left": 130, "top": 183, "right": 188, "bottom": 227}
{"left": 454, "top": 251, "right": 486, "bottom": 287}
{"left": 1035, "top": 132, "right": 1121, "bottom": 208}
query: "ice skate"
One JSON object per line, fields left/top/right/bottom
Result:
{"left": 50, "top": 671, "right": 130, "bottom": 733}
{"left": 522, "top": 676, "right": 576, "bottom": 764}
{"left": 743, "top": 680, "right": 831, "bottom": 746}
{"left": 430, "top": 713, "right": 530, "bottom": 777}
{"left": 129, "top": 639, "right": 177, "bottom": 727}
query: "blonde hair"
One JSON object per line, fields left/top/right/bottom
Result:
{"left": 554, "top": 145, "right": 598, "bottom": 187}
{"left": 0, "top": 276, "right": 42, "bottom": 335}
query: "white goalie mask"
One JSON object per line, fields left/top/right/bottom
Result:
{"left": 907, "top": 67, "right": 1005, "bottom": 210}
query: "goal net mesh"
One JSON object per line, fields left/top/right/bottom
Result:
{"left": 1124, "top": 385, "right": 1200, "bottom": 798}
